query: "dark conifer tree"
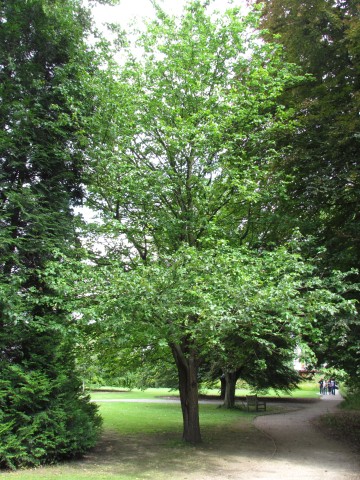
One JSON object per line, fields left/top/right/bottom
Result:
{"left": 0, "top": 0, "right": 102, "bottom": 468}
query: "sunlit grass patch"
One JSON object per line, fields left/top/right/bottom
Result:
{"left": 98, "top": 401, "right": 253, "bottom": 436}
{"left": 90, "top": 381, "right": 320, "bottom": 403}
{"left": 99, "top": 402, "right": 183, "bottom": 435}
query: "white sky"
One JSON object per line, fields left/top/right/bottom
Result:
{"left": 90, "top": 0, "right": 247, "bottom": 31}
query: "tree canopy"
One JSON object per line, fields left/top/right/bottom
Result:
{"left": 255, "top": 0, "right": 360, "bottom": 384}
{"left": 81, "top": 1, "right": 357, "bottom": 442}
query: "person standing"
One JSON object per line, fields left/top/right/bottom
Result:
{"left": 328, "top": 380, "right": 332, "bottom": 395}
{"left": 330, "top": 379, "right": 336, "bottom": 395}
{"left": 318, "top": 379, "right": 324, "bottom": 395}
{"left": 323, "top": 380, "right": 328, "bottom": 395}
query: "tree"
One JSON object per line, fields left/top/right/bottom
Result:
{"left": 0, "top": 0, "right": 104, "bottom": 468}
{"left": 82, "top": 1, "right": 313, "bottom": 443}
{"left": 216, "top": 332, "right": 301, "bottom": 409}
{"left": 82, "top": 0, "right": 357, "bottom": 443}
{"left": 79, "top": 241, "right": 355, "bottom": 440}
{"left": 255, "top": 0, "right": 360, "bottom": 265}
{"left": 254, "top": 0, "right": 360, "bottom": 384}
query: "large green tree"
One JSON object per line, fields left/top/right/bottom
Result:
{"left": 255, "top": 0, "right": 360, "bottom": 384}
{"left": 80, "top": 1, "right": 357, "bottom": 443}
{"left": 0, "top": 0, "right": 104, "bottom": 468}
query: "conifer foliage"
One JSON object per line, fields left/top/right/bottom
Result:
{"left": 0, "top": 0, "right": 102, "bottom": 468}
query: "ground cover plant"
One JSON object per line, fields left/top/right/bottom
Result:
{"left": 319, "top": 411, "right": 360, "bottom": 453}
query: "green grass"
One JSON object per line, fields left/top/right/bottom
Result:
{"left": 100, "top": 402, "right": 183, "bottom": 435}
{"left": 89, "top": 387, "right": 180, "bottom": 401}
{"left": 263, "top": 381, "right": 319, "bottom": 398}
{"left": 90, "top": 381, "right": 319, "bottom": 402}
{"left": 99, "top": 401, "right": 251, "bottom": 436}
{"left": 1, "top": 382, "right": 318, "bottom": 479}
{"left": 1, "top": 402, "right": 256, "bottom": 480}
{"left": 339, "top": 389, "right": 360, "bottom": 411}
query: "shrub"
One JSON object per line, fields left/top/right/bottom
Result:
{"left": 0, "top": 330, "right": 102, "bottom": 470}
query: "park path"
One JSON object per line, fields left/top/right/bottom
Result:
{"left": 179, "top": 395, "right": 360, "bottom": 480}
{"left": 247, "top": 395, "right": 360, "bottom": 480}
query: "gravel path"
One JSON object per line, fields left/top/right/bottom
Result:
{"left": 248, "top": 395, "right": 360, "bottom": 480}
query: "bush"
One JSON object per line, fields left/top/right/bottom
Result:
{"left": 330, "top": 377, "right": 360, "bottom": 410}
{"left": 0, "top": 330, "right": 102, "bottom": 470}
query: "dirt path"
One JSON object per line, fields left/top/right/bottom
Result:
{"left": 248, "top": 395, "right": 360, "bottom": 480}
{"left": 172, "top": 395, "right": 360, "bottom": 480}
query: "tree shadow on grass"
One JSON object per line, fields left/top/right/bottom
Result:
{"left": 71, "top": 415, "right": 277, "bottom": 479}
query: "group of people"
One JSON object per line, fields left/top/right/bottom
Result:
{"left": 318, "top": 378, "right": 337, "bottom": 395}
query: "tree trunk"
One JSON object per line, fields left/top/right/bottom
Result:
{"left": 222, "top": 371, "right": 238, "bottom": 408}
{"left": 171, "top": 343, "right": 202, "bottom": 444}
{"left": 220, "top": 374, "right": 226, "bottom": 400}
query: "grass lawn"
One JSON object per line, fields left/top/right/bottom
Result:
{"left": 1, "top": 382, "right": 319, "bottom": 480}
{"left": 262, "top": 381, "right": 320, "bottom": 399}
{"left": 90, "top": 380, "right": 320, "bottom": 402}
{"left": 2, "top": 402, "right": 257, "bottom": 480}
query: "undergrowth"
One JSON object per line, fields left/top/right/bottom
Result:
{"left": 319, "top": 388, "right": 360, "bottom": 451}
{"left": 319, "top": 412, "right": 360, "bottom": 451}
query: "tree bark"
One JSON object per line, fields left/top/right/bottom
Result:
{"left": 220, "top": 374, "right": 226, "bottom": 400}
{"left": 171, "top": 343, "right": 202, "bottom": 444}
{"left": 222, "top": 371, "right": 238, "bottom": 409}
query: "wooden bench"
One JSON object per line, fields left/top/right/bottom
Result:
{"left": 245, "top": 394, "right": 266, "bottom": 412}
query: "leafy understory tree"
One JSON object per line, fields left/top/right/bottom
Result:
{"left": 81, "top": 1, "right": 356, "bottom": 443}
{"left": 216, "top": 265, "right": 358, "bottom": 408}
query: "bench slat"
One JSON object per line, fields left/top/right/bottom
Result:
{"left": 246, "top": 394, "right": 266, "bottom": 411}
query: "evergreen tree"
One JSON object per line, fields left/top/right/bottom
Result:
{"left": 0, "top": 0, "right": 102, "bottom": 468}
